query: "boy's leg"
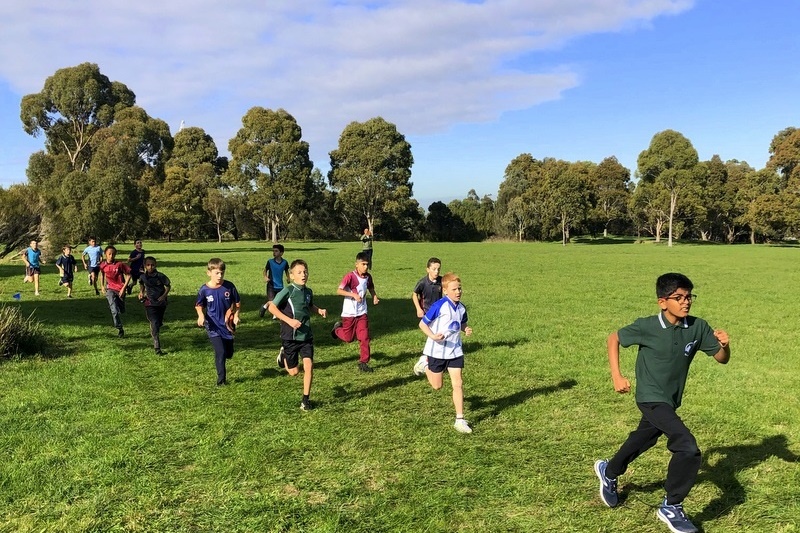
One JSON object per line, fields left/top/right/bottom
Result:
{"left": 606, "top": 412, "right": 662, "bottom": 479}
{"left": 210, "top": 337, "right": 233, "bottom": 384}
{"left": 302, "top": 357, "right": 313, "bottom": 396}
{"left": 425, "top": 357, "right": 445, "bottom": 390}
{"left": 447, "top": 366, "right": 465, "bottom": 418}
{"left": 334, "top": 316, "right": 357, "bottom": 343}
{"left": 355, "top": 314, "right": 371, "bottom": 363}
{"left": 106, "top": 290, "right": 123, "bottom": 330}
{"left": 33, "top": 271, "right": 40, "bottom": 295}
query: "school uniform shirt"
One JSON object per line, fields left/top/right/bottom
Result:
{"left": 338, "top": 271, "right": 374, "bottom": 318}
{"left": 413, "top": 275, "right": 442, "bottom": 313}
{"left": 55, "top": 254, "right": 77, "bottom": 280}
{"left": 196, "top": 281, "right": 240, "bottom": 340}
{"left": 82, "top": 245, "right": 103, "bottom": 267}
{"left": 421, "top": 296, "right": 468, "bottom": 360}
{"left": 272, "top": 283, "right": 315, "bottom": 342}
{"left": 25, "top": 248, "right": 42, "bottom": 268}
{"left": 128, "top": 249, "right": 146, "bottom": 275}
{"left": 99, "top": 261, "right": 131, "bottom": 292}
{"left": 617, "top": 312, "right": 721, "bottom": 409}
{"left": 266, "top": 258, "right": 289, "bottom": 289}
{"left": 140, "top": 271, "right": 171, "bottom": 307}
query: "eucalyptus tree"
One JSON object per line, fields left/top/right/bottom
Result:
{"left": 328, "top": 117, "right": 414, "bottom": 236}
{"left": 542, "top": 159, "right": 592, "bottom": 245}
{"left": 227, "top": 107, "right": 313, "bottom": 242}
{"left": 589, "top": 156, "right": 631, "bottom": 237}
{"left": 637, "top": 130, "right": 700, "bottom": 246}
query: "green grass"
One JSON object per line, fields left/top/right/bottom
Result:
{"left": 0, "top": 240, "right": 798, "bottom": 532}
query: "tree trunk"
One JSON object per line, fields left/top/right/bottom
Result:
{"left": 750, "top": 229, "right": 756, "bottom": 244}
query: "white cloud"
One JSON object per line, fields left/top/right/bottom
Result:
{"left": 0, "top": 0, "right": 692, "bottom": 165}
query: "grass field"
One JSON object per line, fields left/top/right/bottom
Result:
{"left": 0, "top": 240, "right": 798, "bottom": 532}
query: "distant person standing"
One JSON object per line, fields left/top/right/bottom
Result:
{"left": 258, "top": 244, "right": 290, "bottom": 319}
{"left": 360, "top": 228, "right": 373, "bottom": 269}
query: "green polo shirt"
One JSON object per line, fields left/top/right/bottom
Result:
{"left": 618, "top": 312, "right": 720, "bottom": 408}
{"left": 272, "top": 283, "right": 315, "bottom": 342}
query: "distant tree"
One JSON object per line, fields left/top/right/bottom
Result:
{"left": 227, "top": 107, "right": 313, "bottom": 242}
{"left": 542, "top": 160, "right": 592, "bottom": 245}
{"left": 637, "top": 130, "right": 700, "bottom": 246}
{"left": 328, "top": 117, "right": 415, "bottom": 236}
{"left": 496, "top": 154, "right": 547, "bottom": 240}
{"left": 20, "top": 62, "right": 135, "bottom": 172}
{"left": 629, "top": 180, "right": 669, "bottom": 240}
{"left": 448, "top": 189, "right": 494, "bottom": 240}
{"left": 589, "top": 156, "right": 631, "bottom": 237}
{"left": 768, "top": 127, "right": 800, "bottom": 182}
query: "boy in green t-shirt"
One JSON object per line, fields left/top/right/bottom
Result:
{"left": 268, "top": 259, "right": 327, "bottom": 411}
{"left": 594, "top": 273, "right": 731, "bottom": 533}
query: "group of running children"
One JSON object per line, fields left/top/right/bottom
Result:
{"left": 19, "top": 237, "right": 732, "bottom": 533}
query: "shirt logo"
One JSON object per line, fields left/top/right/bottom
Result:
{"left": 206, "top": 295, "right": 215, "bottom": 303}
{"left": 684, "top": 340, "right": 698, "bottom": 357}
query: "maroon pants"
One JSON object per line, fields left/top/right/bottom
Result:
{"left": 334, "top": 314, "right": 371, "bottom": 363}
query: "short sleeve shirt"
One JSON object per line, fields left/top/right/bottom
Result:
{"left": 56, "top": 254, "right": 77, "bottom": 275}
{"left": 272, "top": 283, "right": 315, "bottom": 342}
{"left": 339, "top": 271, "right": 375, "bottom": 317}
{"left": 83, "top": 245, "right": 103, "bottom": 267}
{"left": 413, "top": 275, "right": 442, "bottom": 313}
{"left": 25, "top": 248, "right": 42, "bottom": 268}
{"left": 266, "top": 258, "right": 290, "bottom": 290}
{"left": 618, "top": 312, "right": 721, "bottom": 408}
{"left": 196, "top": 281, "right": 240, "bottom": 340}
{"left": 99, "top": 261, "right": 131, "bottom": 292}
{"left": 128, "top": 249, "right": 146, "bottom": 274}
{"left": 140, "top": 271, "right": 171, "bottom": 307}
{"left": 421, "top": 296, "right": 468, "bottom": 360}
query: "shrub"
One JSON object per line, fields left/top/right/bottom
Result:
{"left": 0, "top": 304, "right": 49, "bottom": 359}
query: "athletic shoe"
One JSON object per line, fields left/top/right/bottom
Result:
{"left": 657, "top": 499, "right": 698, "bottom": 533}
{"left": 413, "top": 359, "right": 428, "bottom": 376}
{"left": 117, "top": 328, "right": 125, "bottom": 338}
{"left": 95, "top": 289, "right": 100, "bottom": 295}
{"left": 58, "top": 280, "right": 64, "bottom": 286}
{"left": 454, "top": 418, "right": 472, "bottom": 434}
{"left": 216, "top": 379, "right": 228, "bottom": 387}
{"left": 34, "top": 292, "right": 40, "bottom": 296}
{"left": 594, "top": 459, "right": 619, "bottom": 508}
{"left": 259, "top": 304, "right": 267, "bottom": 318}
{"left": 276, "top": 346, "right": 285, "bottom": 368}
{"left": 155, "top": 349, "right": 164, "bottom": 356}
{"left": 300, "top": 398, "right": 312, "bottom": 411}
{"left": 358, "top": 362, "right": 374, "bottom": 373}
{"left": 331, "top": 321, "right": 342, "bottom": 340}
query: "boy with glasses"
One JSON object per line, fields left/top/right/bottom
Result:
{"left": 594, "top": 272, "right": 731, "bottom": 533}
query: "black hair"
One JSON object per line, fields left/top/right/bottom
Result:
{"left": 427, "top": 257, "right": 441, "bottom": 267}
{"left": 273, "top": 244, "right": 285, "bottom": 253}
{"left": 144, "top": 256, "right": 157, "bottom": 264}
{"left": 104, "top": 245, "right": 117, "bottom": 253}
{"left": 355, "top": 251, "right": 370, "bottom": 263}
{"left": 656, "top": 273, "right": 693, "bottom": 299}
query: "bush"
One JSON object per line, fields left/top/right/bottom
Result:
{"left": 0, "top": 305, "right": 49, "bottom": 359}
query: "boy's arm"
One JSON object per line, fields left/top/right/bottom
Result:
{"left": 337, "top": 287, "right": 362, "bottom": 302}
{"left": 412, "top": 292, "right": 425, "bottom": 317}
{"left": 607, "top": 331, "right": 631, "bottom": 394}
{"left": 309, "top": 304, "right": 327, "bottom": 319}
{"left": 419, "top": 320, "right": 445, "bottom": 342}
{"left": 195, "top": 304, "right": 206, "bottom": 327}
{"left": 119, "top": 273, "right": 132, "bottom": 296}
{"left": 713, "top": 329, "right": 731, "bottom": 364}
{"left": 100, "top": 268, "right": 107, "bottom": 293}
{"left": 231, "top": 302, "right": 241, "bottom": 326}
{"left": 267, "top": 301, "right": 302, "bottom": 330}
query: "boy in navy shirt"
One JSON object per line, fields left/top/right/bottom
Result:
{"left": 195, "top": 258, "right": 241, "bottom": 386}
{"left": 55, "top": 244, "right": 78, "bottom": 298}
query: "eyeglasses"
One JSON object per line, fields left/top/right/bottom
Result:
{"left": 665, "top": 293, "right": 696, "bottom": 303}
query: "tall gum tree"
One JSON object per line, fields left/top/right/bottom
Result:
{"left": 637, "top": 130, "right": 699, "bottom": 246}
{"left": 328, "top": 117, "right": 414, "bottom": 236}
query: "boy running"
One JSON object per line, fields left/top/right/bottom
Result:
{"left": 99, "top": 245, "right": 132, "bottom": 338}
{"left": 55, "top": 244, "right": 78, "bottom": 298}
{"left": 195, "top": 258, "right": 241, "bottom": 386}
{"left": 331, "top": 252, "right": 380, "bottom": 372}
{"left": 412, "top": 257, "right": 442, "bottom": 375}
{"left": 82, "top": 237, "right": 103, "bottom": 295}
{"left": 138, "top": 256, "right": 171, "bottom": 355}
{"left": 259, "top": 244, "right": 290, "bottom": 319}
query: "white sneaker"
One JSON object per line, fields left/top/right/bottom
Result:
{"left": 413, "top": 359, "right": 428, "bottom": 376}
{"left": 454, "top": 418, "right": 472, "bottom": 434}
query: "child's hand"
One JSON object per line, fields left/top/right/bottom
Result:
{"left": 714, "top": 329, "right": 730, "bottom": 348}
{"left": 232, "top": 314, "right": 240, "bottom": 326}
{"left": 197, "top": 317, "right": 205, "bottom": 328}
{"left": 430, "top": 332, "right": 445, "bottom": 342}
{"left": 416, "top": 309, "right": 424, "bottom": 318}
{"left": 352, "top": 294, "right": 362, "bottom": 303}
{"left": 464, "top": 327, "right": 473, "bottom": 336}
{"left": 318, "top": 308, "right": 327, "bottom": 318}
{"left": 373, "top": 295, "right": 380, "bottom": 305}
{"left": 613, "top": 375, "right": 631, "bottom": 394}
{"left": 288, "top": 318, "right": 302, "bottom": 330}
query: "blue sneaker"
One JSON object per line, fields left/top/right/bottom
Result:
{"left": 593, "top": 459, "right": 619, "bottom": 508}
{"left": 657, "top": 499, "right": 698, "bottom": 533}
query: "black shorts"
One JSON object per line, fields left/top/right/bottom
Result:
{"left": 427, "top": 356, "right": 464, "bottom": 373}
{"left": 282, "top": 340, "right": 314, "bottom": 369}
{"left": 89, "top": 266, "right": 100, "bottom": 276}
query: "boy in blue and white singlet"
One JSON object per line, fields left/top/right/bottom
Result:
{"left": 195, "top": 258, "right": 241, "bottom": 386}
{"left": 418, "top": 272, "right": 474, "bottom": 434}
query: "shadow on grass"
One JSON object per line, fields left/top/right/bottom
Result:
{"left": 466, "top": 378, "right": 577, "bottom": 424}
{"left": 330, "top": 374, "right": 420, "bottom": 403}
{"left": 692, "top": 434, "right": 799, "bottom": 524}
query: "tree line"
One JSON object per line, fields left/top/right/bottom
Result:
{"left": 2, "top": 63, "right": 799, "bottom": 255}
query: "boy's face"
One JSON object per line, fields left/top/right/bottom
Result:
{"left": 272, "top": 247, "right": 283, "bottom": 259}
{"left": 144, "top": 260, "right": 157, "bottom": 273}
{"left": 658, "top": 289, "right": 694, "bottom": 320}
{"left": 135, "top": 240, "right": 143, "bottom": 250}
{"left": 64, "top": 247, "right": 72, "bottom": 255}
{"left": 427, "top": 262, "right": 441, "bottom": 280}
{"left": 30, "top": 241, "right": 38, "bottom": 249}
{"left": 443, "top": 280, "right": 463, "bottom": 302}
{"left": 290, "top": 264, "right": 308, "bottom": 286}
{"left": 207, "top": 267, "right": 225, "bottom": 284}
{"left": 355, "top": 259, "right": 369, "bottom": 276}
{"left": 89, "top": 239, "right": 96, "bottom": 246}
{"left": 105, "top": 248, "right": 116, "bottom": 261}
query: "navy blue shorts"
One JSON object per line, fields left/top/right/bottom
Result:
{"left": 427, "top": 356, "right": 464, "bottom": 373}
{"left": 282, "top": 340, "right": 314, "bottom": 369}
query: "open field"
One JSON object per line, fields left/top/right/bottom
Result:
{"left": 0, "top": 240, "right": 798, "bottom": 532}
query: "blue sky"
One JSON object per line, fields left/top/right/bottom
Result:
{"left": 1, "top": 0, "right": 798, "bottom": 208}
